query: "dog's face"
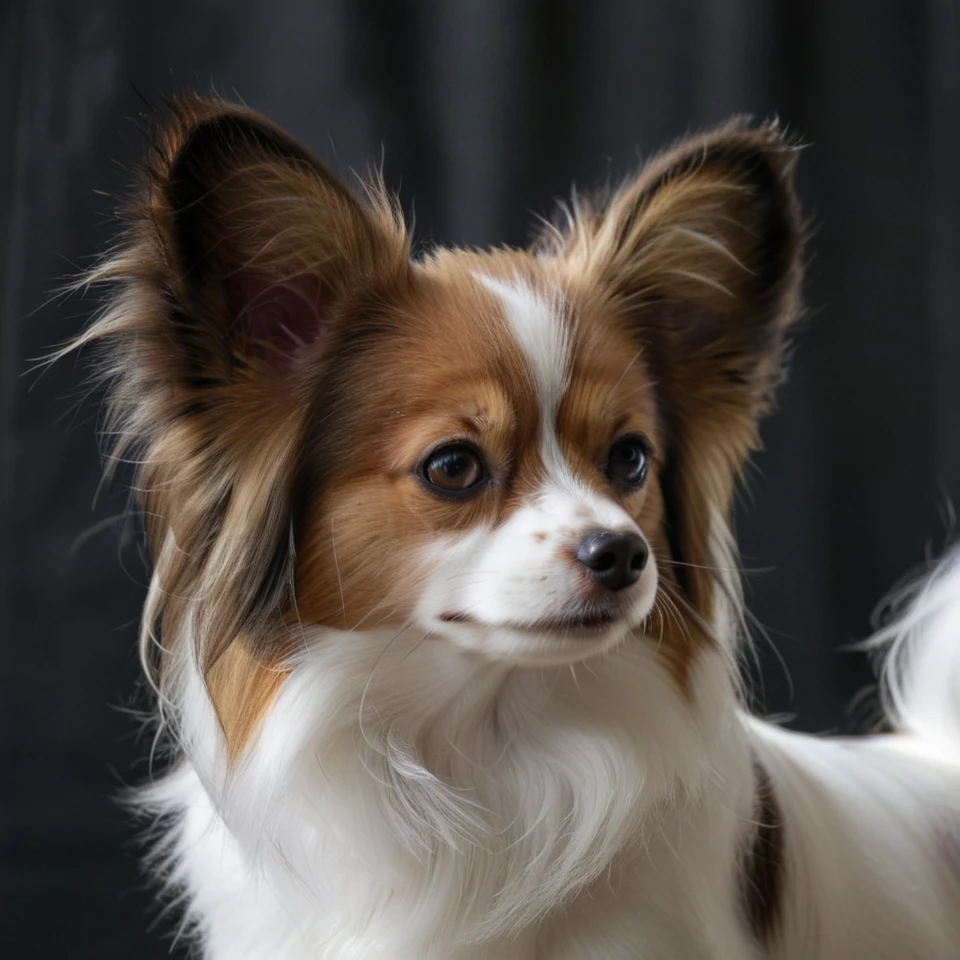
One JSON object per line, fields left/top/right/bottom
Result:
{"left": 88, "top": 98, "right": 801, "bottom": 750}
{"left": 293, "top": 256, "right": 665, "bottom": 666}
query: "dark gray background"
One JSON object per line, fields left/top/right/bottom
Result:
{"left": 3, "top": 1, "right": 959, "bottom": 957}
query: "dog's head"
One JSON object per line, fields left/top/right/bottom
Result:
{"left": 80, "top": 97, "right": 801, "bottom": 754}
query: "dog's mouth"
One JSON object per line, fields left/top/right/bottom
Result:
{"left": 435, "top": 599, "right": 650, "bottom": 666}
{"left": 439, "top": 610, "right": 622, "bottom": 635}
{"left": 514, "top": 612, "right": 620, "bottom": 634}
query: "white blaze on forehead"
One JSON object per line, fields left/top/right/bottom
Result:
{"left": 475, "top": 272, "right": 636, "bottom": 526}
{"left": 475, "top": 273, "right": 571, "bottom": 423}
{"left": 475, "top": 272, "right": 580, "bottom": 495}
{"left": 477, "top": 274, "right": 590, "bottom": 498}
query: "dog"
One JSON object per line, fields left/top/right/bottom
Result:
{"left": 71, "top": 95, "right": 960, "bottom": 958}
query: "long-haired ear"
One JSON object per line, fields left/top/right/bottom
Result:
{"left": 72, "top": 96, "right": 409, "bottom": 744}
{"left": 142, "top": 94, "right": 408, "bottom": 386}
{"left": 544, "top": 119, "right": 803, "bottom": 624}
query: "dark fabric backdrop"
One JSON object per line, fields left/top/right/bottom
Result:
{"left": 2, "top": 1, "right": 959, "bottom": 957}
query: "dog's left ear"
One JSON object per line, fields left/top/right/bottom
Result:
{"left": 546, "top": 120, "right": 803, "bottom": 620}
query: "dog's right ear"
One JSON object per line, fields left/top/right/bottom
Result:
{"left": 72, "top": 97, "right": 409, "bottom": 724}
{"left": 137, "top": 94, "right": 408, "bottom": 387}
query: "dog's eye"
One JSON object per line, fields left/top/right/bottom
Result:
{"left": 420, "top": 444, "right": 487, "bottom": 498}
{"left": 605, "top": 435, "right": 649, "bottom": 489}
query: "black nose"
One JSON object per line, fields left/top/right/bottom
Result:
{"left": 574, "top": 529, "right": 648, "bottom": 591}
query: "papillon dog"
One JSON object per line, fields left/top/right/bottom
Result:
{"left": 72, "top": 95, "right": 960, "bottom": 959}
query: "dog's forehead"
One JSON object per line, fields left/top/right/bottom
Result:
{"left": 473, "top": 271, "right": 572, "bottom": 416}
{"left": 402, "top": 252, "right": 658, "bottom": 439}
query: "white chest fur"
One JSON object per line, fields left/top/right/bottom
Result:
{"left": 152, "top": 631, "right": 757, "bottom": 959}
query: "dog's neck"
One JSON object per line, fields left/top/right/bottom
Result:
{"left": 169, "top": 624, "right": 753, "bottom": 953}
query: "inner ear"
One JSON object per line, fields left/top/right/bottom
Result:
{"left": 166, "top": 111, "right": 340, "bottom": 286}
{"left": 145, "top": 98, "right": 408, "bottom": 386}
{"left": 225, "top": 273, "right": 327, "bottom": 371}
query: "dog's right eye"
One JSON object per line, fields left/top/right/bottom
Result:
{"left": 419, "top": 443, "right": 488, "bottom": 499}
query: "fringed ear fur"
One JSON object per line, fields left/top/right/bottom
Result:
{"left": 73, "top": 95, "right": 409, "bottom": 753}
{"left": 544, "top": 119, "right": 804, "bottom": 626}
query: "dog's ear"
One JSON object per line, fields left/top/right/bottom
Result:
{"left": 545, "top": 120, "right": 803, "bottom": 622}
{"left": 145, "top": 94, "right": 408, "bottom": 384}
{"left": 77, "top": 97, "right": 409, "bottom": 743}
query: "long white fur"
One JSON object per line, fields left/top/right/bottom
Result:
{"left": 140, "top": 281, "right": 960, "bottom": 958}
{"left": 875, "top": 550, "right": 960, "bottom": 753}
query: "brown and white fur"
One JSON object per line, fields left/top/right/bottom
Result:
{"left": 71, "top": 96, "right": 960, "bottom": 958}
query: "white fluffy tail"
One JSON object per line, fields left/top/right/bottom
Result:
{"left": 874, "top": 548, "right": 960, "bottom": 755}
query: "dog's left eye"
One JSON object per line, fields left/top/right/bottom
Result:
{"left": 605, "top": 435, "right": 649, "bottom": 489}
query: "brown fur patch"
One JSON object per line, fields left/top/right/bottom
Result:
{"left": 206, "top": 640, "right": 289, "bottom": 759}
{"left": 741, "top": 761, "right": 787, "bottom": 945}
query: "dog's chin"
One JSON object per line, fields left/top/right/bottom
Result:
{"left": 467, "top": 620, "right": 635, "bottom": 666}
{"left": 432, "top": 599, "right": 656, "bottom": 667}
